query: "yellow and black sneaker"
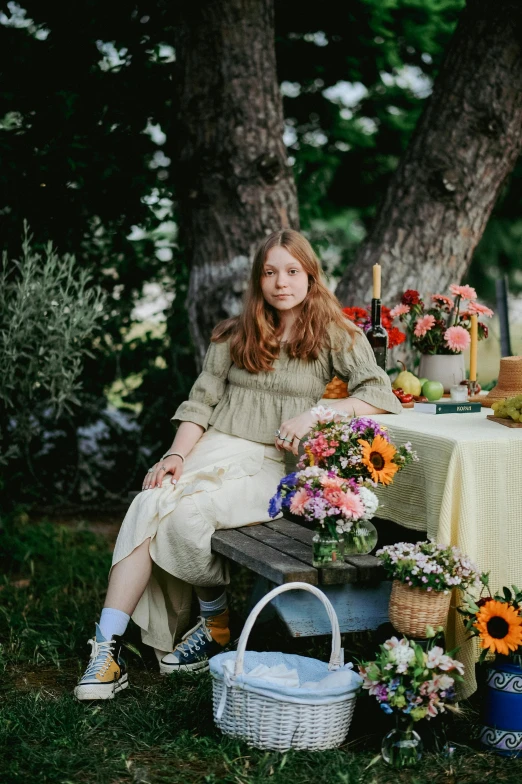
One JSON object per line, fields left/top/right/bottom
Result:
{"left": 74, "top": 624, "right": 128, "bottom": 701}
{"left": 159, "top": 610, "right": 230, "bottom": 675}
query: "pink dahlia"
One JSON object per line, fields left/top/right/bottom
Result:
{"left": 414, "top": 314, "right": 436, "bottom": 337}
{"left": 449, "top": 284, "right": 477, "bottom": 301}
{"left": 323, "top": 487, "right": 345, "bottom": 508}
{"left": 444, "top": 325, "right": 470, "bottom": 352}
{"left": 389, "top": 304, "right": 410, "bottom": 319}
{"left": 468, "top": 301, "right": 494, "bottom": 318}
{"left": 338, "top": 490, "right": 365, "bottom": 519}
{"left": 320, "top": 475, "right": 344, "bottom": 490}
{"left": 290, "top": 488, "right": 310, "bottom": 515}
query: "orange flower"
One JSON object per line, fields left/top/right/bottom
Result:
{"left": 358, "top": 436, "right": 398, "bottom": 485}
{"left": 474, "top": 600, "right": 522, "bottom": 656}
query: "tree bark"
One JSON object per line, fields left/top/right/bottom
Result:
{"left": 173, "top": 0, "right": 299, "bottom": 366}
{"left": 336, "top": 0, "right": 522, "bottom": 308}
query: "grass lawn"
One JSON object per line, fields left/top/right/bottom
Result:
{"left": 1, "top": 514, "right": 521, "bottom": 784}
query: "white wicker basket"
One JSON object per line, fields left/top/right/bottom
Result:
{"left": 211, "top": 582, "right": 358, "bottom": 751}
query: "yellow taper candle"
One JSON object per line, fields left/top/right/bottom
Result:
{"left": 373, "top": 263, "right": 381, "bottom": 299}
{"left": 469, "top": 313, "right": 478, "bottom": 382}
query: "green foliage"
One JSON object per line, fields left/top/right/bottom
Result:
{"left": 276, "top": 0, "right": 466, "bottom": 254}
{"left": 0, "top": 226, "right": 105, "bottom": 465}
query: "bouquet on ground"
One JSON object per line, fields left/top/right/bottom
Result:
{"left": 268, "top": 466, "right": 379, "bottom": 566}
{"left": 359, "top": 635, "right": 464, "bottom": 720}
{"left": 388, "top": 285, "right": 493, "bottom": 355}
{"left": 299, "top": 407, "right": 418, "bottom": 486}
{"left": 459, "top": 573, "right": 522, "bottom": 662}
{"left": 359, "top": 634, "right": 464, "bottom": 767}
{"left": 377, "top": 541, "right": 481, "bottom": 638}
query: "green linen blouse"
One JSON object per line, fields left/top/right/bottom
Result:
{"left": 172, "top": 323, "right": 402, "bottom": 444}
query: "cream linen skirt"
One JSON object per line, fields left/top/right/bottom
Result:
{"left": 112, "top": 427, "right": 285, "bottom": 652}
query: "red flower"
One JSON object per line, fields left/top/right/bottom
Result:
{"left": 381, "top": 306, "right": 393, "bottom": 330}
{"left": 388, "top": 326, "right": 407, "bottom": 348}
{"left": 402, "top": 289, "right": 421, "bottom": 306}
{"left": 343, "top": 307, "right": 368, "bottom": 326}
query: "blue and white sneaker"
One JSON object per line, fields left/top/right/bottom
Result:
{"left": 159, "top": 610, "right": 230, "bottom": 675}
{"left": 74, "top": 624, "right": 128, "bottom": 701}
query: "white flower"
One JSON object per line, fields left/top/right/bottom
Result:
{"left": 393, "top": 643, "right": 415, "bottom": 668}
{"left": 357, "top": 486, "right": 379, "bottom": 520}
{"left": 310, "top": 405, "right": 346, "bottom": 424}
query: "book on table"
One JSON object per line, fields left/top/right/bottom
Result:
{"left": 413, "top": 400, "right": 482, "bottom": 414}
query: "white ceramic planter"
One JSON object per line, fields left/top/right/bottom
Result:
{"left": 418, "top": 353, "right": 466, "bottom": 393}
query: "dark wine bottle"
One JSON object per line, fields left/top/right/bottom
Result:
{"left": 367, "top": 298, "right": 388, "bottom": 371}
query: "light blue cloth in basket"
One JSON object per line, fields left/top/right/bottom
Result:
{"left": 210, "top": 651, "right": 363, "bottom": 700}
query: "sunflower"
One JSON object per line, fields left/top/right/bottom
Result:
{"left": 358, "top": 436, "right": 398, "bottom": 485}
{"left": 474, "top": 599, "right": 522, "bottom": 656}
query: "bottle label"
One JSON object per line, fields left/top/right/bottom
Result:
{"left": 373, "top": 346, "right": 387, "bottom": 371}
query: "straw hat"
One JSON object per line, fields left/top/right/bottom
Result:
{"left": 482, "top": 356, "right": 522, "bottom": 404}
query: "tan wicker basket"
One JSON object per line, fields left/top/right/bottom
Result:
{"left": 388, "top": 580, "right": 451, "bottom": 638}
{"left": 323, "top": 376, "right": 349, "bottom": 399}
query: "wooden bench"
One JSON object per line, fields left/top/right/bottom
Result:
{"left": 211, "top": 517, "right": 391, "bottom": 637}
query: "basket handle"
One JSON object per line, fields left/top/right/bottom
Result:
{"left": 233, "top": 581, "right": 343, "bottom": 677}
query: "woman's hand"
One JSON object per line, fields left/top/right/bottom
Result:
{"left": 142, "top": 455, "right": 184, "bottom": 491}
{"left": 275, "top": 410, "right": 316, "bottom": 456}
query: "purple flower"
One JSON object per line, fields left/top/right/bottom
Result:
{"left": 349, "top": 417, "right": 390, "bottom": 441}
{"left": 277, "top": 472, "right": 297, "bottom": 492}
{"left": 268, "top": 494, "right": 282, "bottom": 518}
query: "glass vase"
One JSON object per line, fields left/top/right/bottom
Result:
{"left": 343, "top": 520, "right": 378, "bottom": 556}
{"left": 312, "top": 531, "right": 344, "bottom": 568}
{"left": 381, "top": 724, "right": 423, "bottom": 768}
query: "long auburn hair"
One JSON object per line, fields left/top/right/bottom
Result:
{"left": 211, "top": 229, "right": 358, "bottom": 373}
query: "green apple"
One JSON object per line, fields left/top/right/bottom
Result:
{"left": 422, "top": 380, "right": 444, "bottom": 401}
{"left": 418, "top": 378, "right": 429, "bottom": 388}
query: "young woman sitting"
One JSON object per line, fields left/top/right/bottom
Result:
{"left": 74, "top": 229, "right": 401, "bottom": 700}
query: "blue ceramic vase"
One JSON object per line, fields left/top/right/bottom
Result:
{"left": 479, "top": 659, "right": 522, "bottom": 757}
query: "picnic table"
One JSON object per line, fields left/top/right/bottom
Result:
{"left": 370, "top": 407, "right": 522, "bottom": 698}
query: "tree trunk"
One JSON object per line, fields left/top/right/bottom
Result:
{"left": 336, "top": 0, "right": 522, "bottom": 308}
{"left": 173, "top": 0, "right": 299, "bottom": 366}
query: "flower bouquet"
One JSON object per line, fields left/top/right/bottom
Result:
{"left": 459, "top": 576, "right": 522, "bottom": 756}
{"left": 268, "top": 466, "right": 379, "bottom": 567}
{"left": 294, "top": 408, "right": 417, "bottom": 555}
{"left": 388, "top": 285, "right": 493, "bottom": 356}
{"left": 459, "top": 574, "right": 522, "bottom": 662}
{"left": 300, "top": 408, "right": 416, "bottom": 485}
{"left": 378, "top": 541, "right": 480, "bottom": 638}
{"left": 343, "top": 306, "right": 407, "bottom": 349}
{"left": 359, "top": 634, "right": 464, "bottom": 767}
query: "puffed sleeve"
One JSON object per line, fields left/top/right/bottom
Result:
{"left": 330, "top": 324, "right": 402, "bottom": 414}
{"left": 171, "top": 339, "right": 233, "bottom": 429}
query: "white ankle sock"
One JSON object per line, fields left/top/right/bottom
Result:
{"left": 99, "top": 608, "right": 130, "bottom": 640}
{"left": 198, "top": 591, "right": 228, "bottom": 619}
